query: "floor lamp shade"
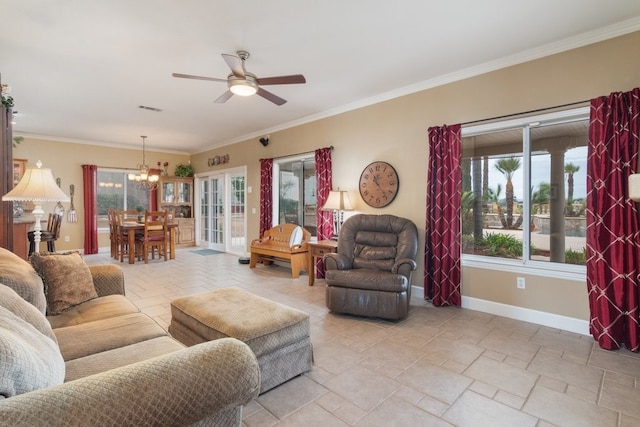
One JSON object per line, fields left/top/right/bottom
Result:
{"left": 2, "top": 161, "right": 70, "bottom": 253}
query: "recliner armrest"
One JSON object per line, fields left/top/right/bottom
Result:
{"left": 392, "top": 258, "right": 417, "bottom": 272}
{"left": 323, "top": 253, "right": 352, "bottom": 270}
{"left": 0, "top": 338, "right": 260, "bottom": 427}
{"left": 88, "top": 264, "right": 125, "bottom": 297}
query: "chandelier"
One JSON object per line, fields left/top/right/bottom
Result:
{"left": 128, "top": 135, "right": 159, "bottom": 190}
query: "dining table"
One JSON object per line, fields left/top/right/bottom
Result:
{"left": 120, "top": 222, "right": 178, "bottom": 264}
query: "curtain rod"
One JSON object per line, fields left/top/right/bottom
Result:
{"left": 460, "top": 99, "right": 590, "bottom": 127}
{"left": 259, "top": 145, "right": 333, "bottom": 162}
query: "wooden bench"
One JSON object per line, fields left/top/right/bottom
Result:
{"left": 249, "top": 224, "right": 311, "bottom": 278}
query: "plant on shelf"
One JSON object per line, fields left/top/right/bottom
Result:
{"left": 1, "top": 83, "right": 14, "bottom": 109}
{"left": 174, "top": 163, "right": 194, "bottom": 177}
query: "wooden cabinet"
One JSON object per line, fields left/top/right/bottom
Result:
{"left": 13, "top": 158, "right": 26, "bottom": 186}
{"left": 158, "top": 177, "right": 194, "bottom": 246}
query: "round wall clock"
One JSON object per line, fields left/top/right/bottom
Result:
{"left": 359, "top": 161, "right": 399, "bottom": 208}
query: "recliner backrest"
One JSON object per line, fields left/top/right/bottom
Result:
{"left": 337, "top": 214, "right": 418, "bottom": 272}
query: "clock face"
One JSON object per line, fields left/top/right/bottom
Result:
{"left": 359, "top": 161, "right": 399, "bottom": 208}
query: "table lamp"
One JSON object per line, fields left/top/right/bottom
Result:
{"left": 2, "top": 160, "right": 70, "bottom": 253}
{"left": 322, "top": 190, "right": 353, "bottom": 239}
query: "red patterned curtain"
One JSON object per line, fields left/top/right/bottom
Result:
{"left": 587, "top": 88, "right": 640, "bottom": 352}
{"left": 259, "top": 159, "right": 273, "bottom": 237}
{"left": 82, "top": 164, "right": 99, "bottom": 254}
{"left": 315, "top": 147, "right": 333, "bottom": 278}
{"left": 424, "top": 124, "right": 462, "bottom": 306}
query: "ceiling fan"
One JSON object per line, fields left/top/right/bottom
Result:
{"left": 172, "top": 50, "right": 306, "bottom": 106}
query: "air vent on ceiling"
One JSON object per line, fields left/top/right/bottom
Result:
{"left": 138, "top": 105, "right": 163, "bottom": 112}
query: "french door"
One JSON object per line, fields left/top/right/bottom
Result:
{"left": 197, "top": 167, "right": 246, "bottom": 255}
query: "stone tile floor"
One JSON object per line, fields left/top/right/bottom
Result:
{"left": 84, "top": 249, "right": 640, "bottom": 427}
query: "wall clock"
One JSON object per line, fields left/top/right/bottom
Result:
{"left": 359, "top": 161, "right": 399, "bottom": 208}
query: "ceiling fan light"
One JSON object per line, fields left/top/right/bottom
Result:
{"left": 230, "top": 80, "right": 258, "bottom": 96}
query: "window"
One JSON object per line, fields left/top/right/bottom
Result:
{"left": 275, "top": 156, "right": 317, "bottom": 236}
{"left": 96, "top": 169, "right": 151, "bottom": 229}
{"left": 461, "top": 107, "right": 588, "bottom": 277}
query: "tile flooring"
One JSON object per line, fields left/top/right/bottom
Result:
{"left": 84, "top": 249, "right": 640, "bottom": 426}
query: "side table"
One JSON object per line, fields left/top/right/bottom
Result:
{"left": 307, "top": 240, "right": 338, "bottom": 286}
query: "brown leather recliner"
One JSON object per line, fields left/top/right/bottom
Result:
{"left": 323, "top": 214, "right": 418, "bottom": 320}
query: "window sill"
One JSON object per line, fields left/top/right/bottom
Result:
{"left": 462, "top": 254, "right": 585, "bottom": 282}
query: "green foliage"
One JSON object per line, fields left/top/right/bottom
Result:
{"left": 461, "top": 191, "right": 475, "bottom": 236}
{"left": 478, "top": 232, "right": 523, "bottom": 258}
{"left": 174, "top": 163, "right": 194, "bottom": 177}
{"left": 565, "top": 247, "right": 587, "bottom": 265}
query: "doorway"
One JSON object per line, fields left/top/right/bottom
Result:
{"left": 197, "top": 167, "right": 247, "bottom": 255}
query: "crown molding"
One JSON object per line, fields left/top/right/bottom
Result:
{"left": 197, "top": 17, "right": 640, "bottom": 153}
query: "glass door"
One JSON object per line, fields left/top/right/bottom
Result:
{"left": 228, "top": 173, "right": 246, "bottom": 254}
{"left": 197, "top": 167, "right": 246, "bottom": 255}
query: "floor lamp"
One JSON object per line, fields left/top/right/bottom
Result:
{"left": 322, "top": 190, "right": 353, "bottom": 239}
{"left": 2, "top": 160, "right": 69, "bottom": 253}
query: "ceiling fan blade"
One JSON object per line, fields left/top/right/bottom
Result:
{"left": 222, "top": 53, "right": 245, "bottom": 78}
{"left": 214, "top": 90, "right": 234, "bottom": 103}
{"left": 257, "top": 88, "right": 287, "bottom": 106}
{"left": 172, "top": 72, "right": 227, "bottom": 83}
{"left": 256, "top": 74, "right": 306, "bottom": 86}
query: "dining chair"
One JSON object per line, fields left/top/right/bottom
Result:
{"left": 136, "top": 210, "right": 168, "bottom": 263}
{"left": 28, "top": 213, "right": 62, "bottom": 255}
{"left": 107, "top": 209, "right": 119, "bottom": 259}
{"left": 116, "top": 209, "right": 141, "bottom": 262}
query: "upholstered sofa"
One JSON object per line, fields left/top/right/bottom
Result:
{"left": 0, "top": 247, "right": 260, "bottom": 426}
{"left": 323, "top": 214, "right": 418, "bottom": 320}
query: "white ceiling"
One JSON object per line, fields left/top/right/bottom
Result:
{"left": 2, "top": 1, "right": 640, "bottom": 154}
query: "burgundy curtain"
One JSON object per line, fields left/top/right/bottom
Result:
{"left": 424, "top": 124, "right": 462, "bottom": 306}
{"left": 315, "top": 147, "right": 333, "bottom": 278}
{"left": 82, "top": 164, "right": 99, "bottom": 254}
{"left": 259, "top": 159, "right": 273, "bottom": 237}
{"left": 149, "top": 187, "right": 157, "bottom": 211}
{"left": 586, "top": 88, "right": 640, "bottom": 352}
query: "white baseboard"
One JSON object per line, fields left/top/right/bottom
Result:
{"left": 411, "top": 285, "right": 590, "bottom": 336}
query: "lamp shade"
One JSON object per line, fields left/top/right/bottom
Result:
{"left": 322, "top": 190, "right": 353, "bottom": 211}
{"left": 2, "top": 161, "right": 70, "bottom": 203}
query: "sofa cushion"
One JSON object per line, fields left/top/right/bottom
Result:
{"left": 0, "top": 288, "right": 65, "bottom": 398}
{"left": 54, "top": 312, "right": 168, "bottom": 361}
{"left": 0, "top": 247, "right": 47, "bottom": 314}
{"left": 31, "top": 251, "right": 99, "bottom": 315}
{"left": 64, "top": 336, "right": 185, "bottom": 381}
{"left": 47, "top": 294, "right": 139, "bottom": 329}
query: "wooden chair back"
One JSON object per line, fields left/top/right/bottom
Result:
{"left": 137, "top": 210, "right": 168, "bottom": 263}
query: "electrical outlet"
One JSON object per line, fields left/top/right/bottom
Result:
{"left": 64, "top": 236, "right": 70, "bottom": 242}
{"left": 516, "top": 277, "right": 525, "bottom": 289}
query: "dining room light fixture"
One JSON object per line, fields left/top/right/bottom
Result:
{"left": 2, "top": 160, "right": 70, "bottom": 253}
{"left": 322, "top": 190, "right": 353, "bottom": 239}
{"left": 128, "top": 135, "right": 159, "bottom": 190}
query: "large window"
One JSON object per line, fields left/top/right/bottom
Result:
{"left": 96, "top": 169, "right": 151, "bottom": 229}
{"left": 461, "top": 108, "right": 588, "bottom": 276}
{"left": 276, "top": 157, "right": 317, "bottom": 236}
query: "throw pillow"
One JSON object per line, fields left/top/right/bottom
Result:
{"left": 289, "top": 226, "right": 304, "bottom": 247}
{"left": 0, "top": 284, "right": 57, "bottom": 343}
{"left": 0, "top": 301, "right": 65, "bottom": 398}
{"left": 0, "top": 247, "right": 47, "bottom": 314}
{"left": 30, "top": 251, "right": 98, "bottom": 316}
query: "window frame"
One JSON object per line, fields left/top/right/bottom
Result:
{"left": 461, "top": 106, "right": 589, "bottom": 282}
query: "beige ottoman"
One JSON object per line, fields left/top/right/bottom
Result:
{"left": 169, "top": 287, "right": 312, "bottom": 393}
